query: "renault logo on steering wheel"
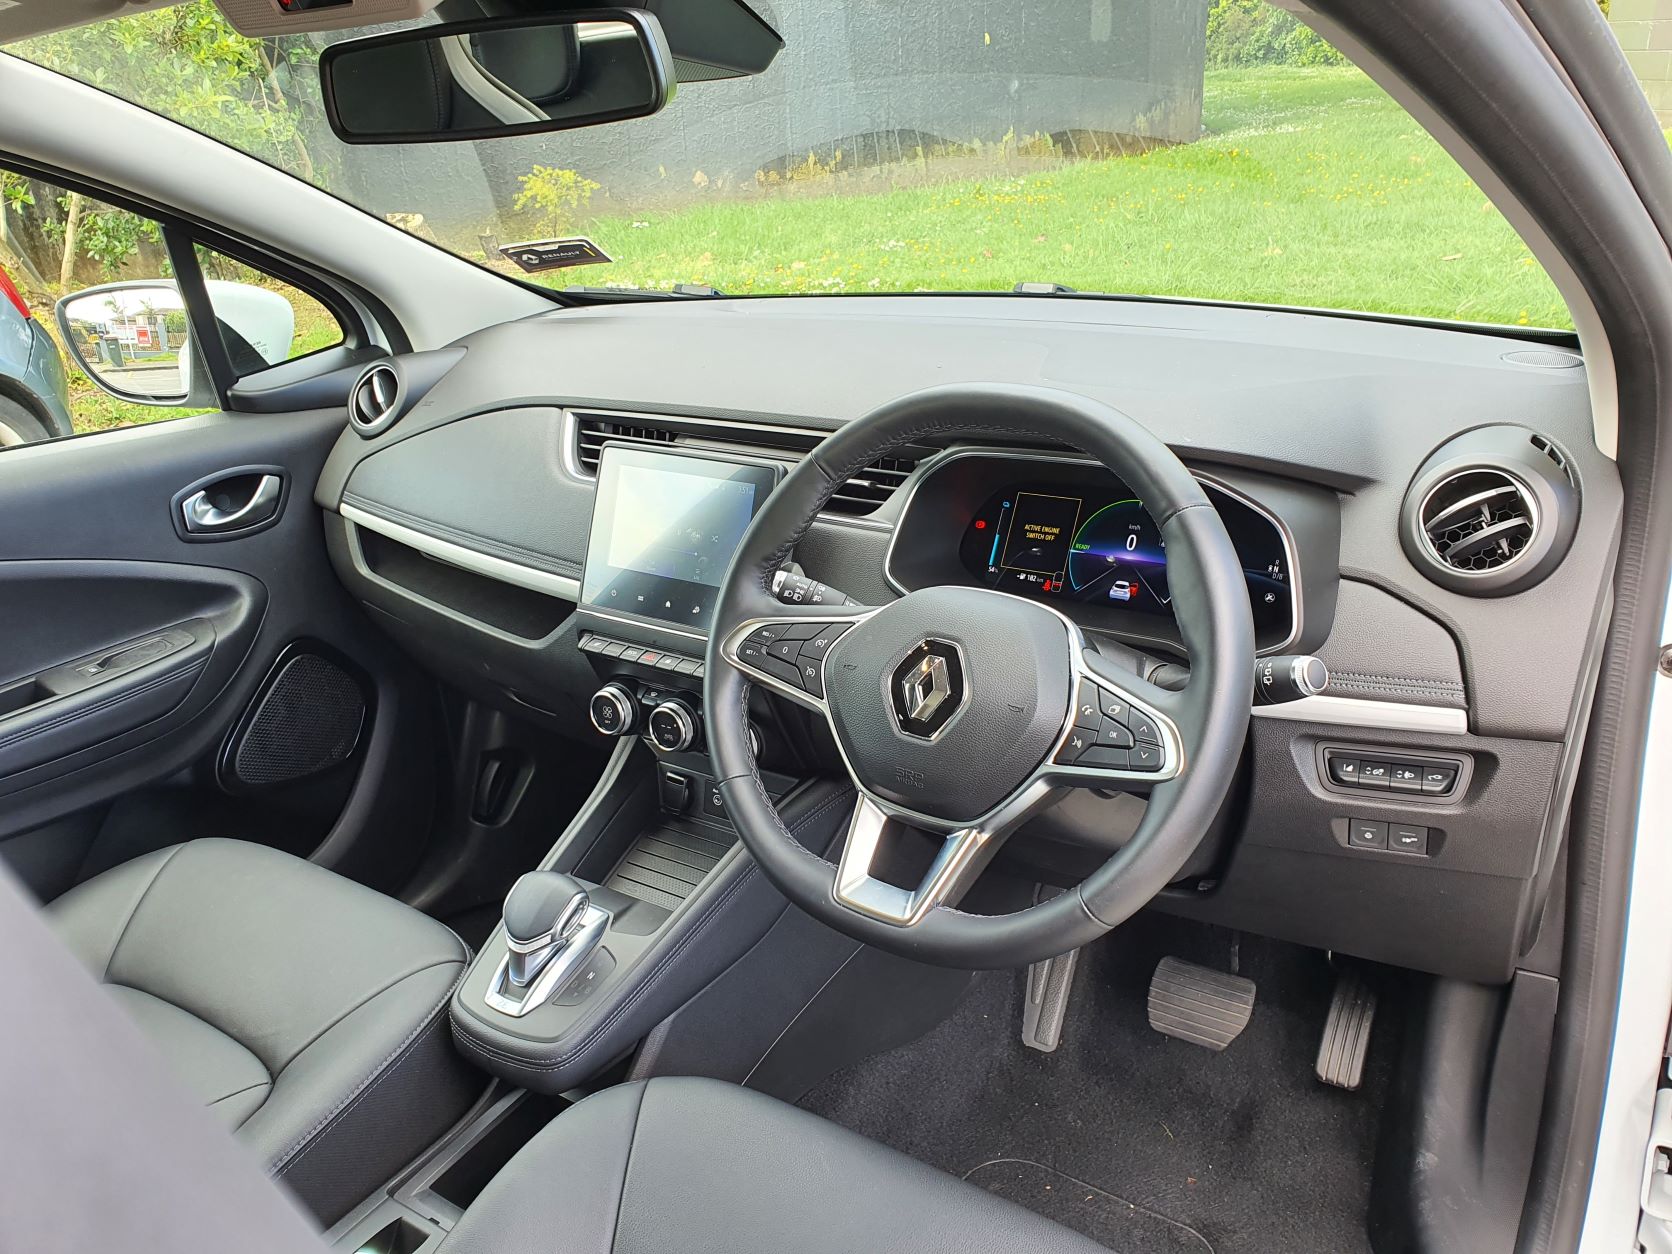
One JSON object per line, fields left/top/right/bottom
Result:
{"left": 890, "top": 639, "right": 966, "bottom": 740}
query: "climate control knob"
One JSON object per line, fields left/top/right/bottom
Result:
{"left": 589, "top": 683, "right": 638, "bottom": 737}
{"left": 647, "top": 697, "right": 700, "bottom": 753}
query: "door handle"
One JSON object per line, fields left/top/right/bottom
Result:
{"left": 180, "top": 473, "right": 283, "bottom": 535}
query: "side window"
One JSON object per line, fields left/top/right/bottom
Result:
{"left": 0, "top": 174, "right": 194, "bottom": 444}
{"left": 195, "top": 244, "right": 345, "bottom": 375}
{"left": 0, "top": 167, "right": 347, "bottom": 449}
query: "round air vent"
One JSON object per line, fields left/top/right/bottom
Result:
{"left": 348, "top": 361, "right": 402, "bottom": 438}
{"left": 1399, "top": 425, "right": 1579, "bottom": 596}
{"left": 1418, "top": 468, "right": 1538, "bottom": 574}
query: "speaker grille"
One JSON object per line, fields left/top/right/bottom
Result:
{"left": 231, "top": 653, "right": 365, "bottom": 787}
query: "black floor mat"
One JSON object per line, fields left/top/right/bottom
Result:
{"left": 966, "top": 1160, "right": 1215, "bottom": 1253}
{"left": 798, "top": 913, "right": 1390, "bottom": 1254}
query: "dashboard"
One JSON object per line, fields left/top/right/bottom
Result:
{"left": 314, "top": 293, "right": 1623, "bottom": 987}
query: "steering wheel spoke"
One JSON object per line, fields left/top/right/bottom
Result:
{"left": 832, "top": 794, "right": 1005, "bottom": 926}
{"left": 716, "top": 607, "right": 874, "bottom": 713}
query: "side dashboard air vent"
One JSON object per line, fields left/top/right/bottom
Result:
{"left": 1418, "top": 469, "right": 1536, "bottom": 574}
{"left": 572, "top": 412, "right": 926, "bottom": 517}
{"left": 1399, "top": 425, "right": 1579, "bottom": 597}
{"left": 348, "top": 362, "right": 401, "bottom": 438}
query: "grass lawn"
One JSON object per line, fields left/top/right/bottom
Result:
{"left": 62, "top": 65, "right": 1573, "bottom": 437}
{"left": 557, "top": 67, "right": 1570, "bottom": 329}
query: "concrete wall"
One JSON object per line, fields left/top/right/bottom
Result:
{"left": 1610, "top": 0, "right": 1672, "bottom": 124}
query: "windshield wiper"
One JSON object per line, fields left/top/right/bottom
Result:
{"left": 561, "top": 283, "right": 727, "bottom": 301}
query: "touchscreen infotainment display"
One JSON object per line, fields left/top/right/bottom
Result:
{"left": 581, "top": 445, "right": 780, "bottom": 632}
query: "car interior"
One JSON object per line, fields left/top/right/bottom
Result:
{"left": 2, "top": 1, "right": 1671, "bottom": 1253}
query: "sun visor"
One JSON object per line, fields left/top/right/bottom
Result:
{"left": 214, "top": 0, "right": 441, "bottom": 38}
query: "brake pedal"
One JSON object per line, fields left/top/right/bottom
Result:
{"left": 1316, "top": 965, "right": 1377, "bottom": 1090}
{"left": 1147, "top": 955, "right": 1255, "bottom": 1051}
{"left": 1021, "top": 948, "right": 1080, "bottom": 1053}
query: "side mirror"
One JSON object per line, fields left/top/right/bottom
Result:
{"left": 201, "top": 280, "right": 296, "bottom": 376}
{"left": 56, "top": 279, "right": 297, "bottom": 407}
{"left": 55, "top": 281, "right": 203, "bottom": 407}
{"left": 320, "top": 10, "right": 676, "bottom": 145}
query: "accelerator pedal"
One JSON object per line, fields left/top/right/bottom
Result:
{"left": 1316, "top": 965, "right": 1377, "bottom": 1090}
{"left": 1021, "top": 948, "right": 1080, "bottom": 1053}
{"left": 1147, "top": 955, "right": 1255, "bottom": 1051}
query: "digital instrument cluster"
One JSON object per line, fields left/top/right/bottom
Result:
{"left": 956, "top": 480, "right": 1293, "bottom": 640}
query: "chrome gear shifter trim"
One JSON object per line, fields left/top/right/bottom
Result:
{"left": 483, "top": 905, "right": 610, "bottom": 1018}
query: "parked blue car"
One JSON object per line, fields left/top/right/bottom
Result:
{"left": 0, "top": 262, "right": 74, "bottom": 446}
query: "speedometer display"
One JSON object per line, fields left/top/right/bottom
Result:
{"left": 958, "top": 479, "right": 1292, "bottom": 640}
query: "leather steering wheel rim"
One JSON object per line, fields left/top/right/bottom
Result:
{"left": 705, "top": 383, "right": 1255, "bottom": 969}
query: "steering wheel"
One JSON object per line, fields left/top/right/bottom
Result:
{"left": 704, "top": 384, "right": 1254, "bottom": 969}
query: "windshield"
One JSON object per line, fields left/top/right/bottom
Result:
{"left": 12, "top": 0, "right": 1570, "bottom": 328}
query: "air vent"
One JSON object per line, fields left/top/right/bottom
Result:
{"left": 575, "top": 417, "right": 676, "bottom": 472}
{"left": 1399, "top": 425, "right": 1579, "bottom": 597}
{"left": 825, "top": 454, "right": 918, "bottom": 516}
{"left": 348, "top": 362, "right": 402, "bottom": 438}
{"left": 1418, "top": 469, "right": 1537, "bottom": 574}
{"left": 572, "top": 412, "right": 924, "bottom": 517}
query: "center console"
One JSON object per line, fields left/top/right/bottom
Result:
{"left": 448, "top": 443, "right": 854, "bottom": 1092}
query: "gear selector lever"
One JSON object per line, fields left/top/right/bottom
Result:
{"left": 484, "top": 871, "right": 609, "bottom": 1017}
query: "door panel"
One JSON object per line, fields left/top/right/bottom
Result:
{"left": 0, "top": 408, "right": 441, "bottom": 897}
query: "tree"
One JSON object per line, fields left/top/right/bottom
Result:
{"left": 7, "top": 1, "right": 330, "bottom": 293}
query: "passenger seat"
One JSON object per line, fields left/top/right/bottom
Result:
{"left": 47, "top": 838, "right": 479, "bottom": 1224}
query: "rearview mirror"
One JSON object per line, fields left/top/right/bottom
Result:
{"left": 320, "top": 10, "right": 676, "bottom": 145}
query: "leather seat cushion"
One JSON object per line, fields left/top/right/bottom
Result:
{"left": 49, "top": 838, "right": 481, "bottom": 1225}
{"left": 437, "top": 1077, "right": 1110, "bottom": 1254}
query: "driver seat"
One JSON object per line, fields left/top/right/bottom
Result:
{"left": 436, "top": 1076, "right": 1107, "bottom": 1254}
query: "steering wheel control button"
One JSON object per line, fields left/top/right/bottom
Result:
{"left": 1096, "top": 718, "right": 1135, "bottom": 749}
{"left": 1348, "top": 818, "right": 1389, "bottom": 849}
{"left": 1056, "top": 727, "right": 1095, "bottom": 764}
{"left": 1390, "top": 824, "right": 1430, "bottom": 855}
{"left": 1127, "top": 711, "right": 1161, "bottom": 745}
{"left": 1074, "top": 681, "right": 1103, "bottom": 729}
{"left": 1080, "top": 746, "right": 1130, "bottom": 770}
{"left": 798, "top": 657, "right": 826, "bottom": 699}
{"left": 1129, "top": 742, "right": 1163, "bottom": 772}
{"left": 766, "top": 638, "right": 802, "bottom": 665}
{"left": 1098, "top": 691, "right": 1130, "bottom": 723}
{"left": 758, "top": 653, "right": 807, "bottom": 692}
{"left": 798, "top": 624, "right": 853, "bottom": 661}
